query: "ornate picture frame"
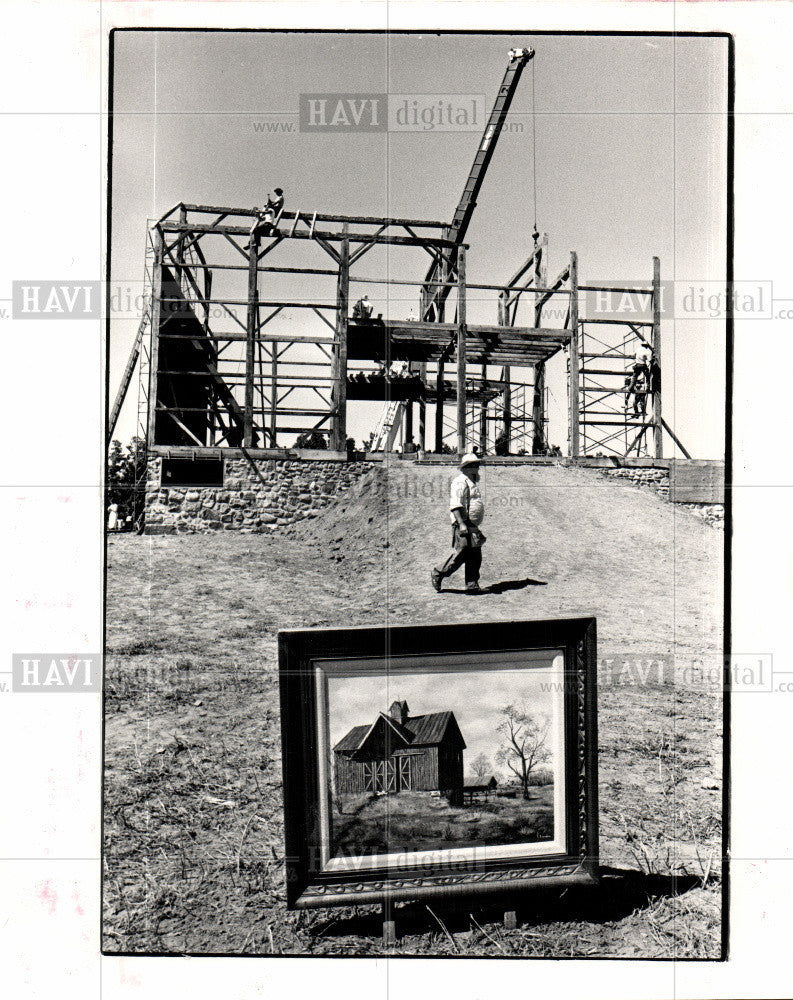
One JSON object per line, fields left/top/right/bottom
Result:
{"left": 279, "top": 618, "right": 598, "bottom": 909}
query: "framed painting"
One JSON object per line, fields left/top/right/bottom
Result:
{"left": 279, "top": 618, "right": 598, "bottom": 908}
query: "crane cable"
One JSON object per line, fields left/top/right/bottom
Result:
{"left": 531, "top": 57, "right": 539, "bottom": 240}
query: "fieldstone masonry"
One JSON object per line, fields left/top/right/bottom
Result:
{"left": 145, "top": 456, "right": 375, "bottom": 534}
{"left": 601, "top": 466, "right": 724, "bottom": 528}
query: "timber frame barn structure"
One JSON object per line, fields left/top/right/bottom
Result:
{"left": 110, "top": 201, "right": 673, "bottom": 463}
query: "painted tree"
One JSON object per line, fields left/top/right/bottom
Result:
{"left": 470, "top": 753, "right": 491, "bottom": 781}
{"left": 494, "top": 705, "right": 550, "bottom": 800}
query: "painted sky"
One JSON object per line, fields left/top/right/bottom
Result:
{"left": 327, "top": 660, "right": 560, "bottom": 778}
{"left": 109, "top": 31, "right": 728, "bottom": 457}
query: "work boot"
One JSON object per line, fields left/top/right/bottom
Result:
{"left": 431, "top": 569, "right": 443, "bottom": 593}
{"left": 466, "top": 581, "right": 482, "bottom": 594}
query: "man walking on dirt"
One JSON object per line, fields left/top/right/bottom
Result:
{"left": 431, "top": 453, "right": 486, "bottom": 593}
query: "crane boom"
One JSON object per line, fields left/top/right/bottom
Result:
{"left": 422, "top": 46, "right": 535, "bottom": 319}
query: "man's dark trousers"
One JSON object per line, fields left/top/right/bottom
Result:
{"left": 434, "top": 525, "right": 482, "bottom": 586}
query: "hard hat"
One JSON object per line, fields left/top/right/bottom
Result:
{"left": 460, "top": 452, "right": 481, "bottom": 468}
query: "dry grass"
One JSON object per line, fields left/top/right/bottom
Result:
{"left": 104, "top": 462, "right": 723, "bottom": 956}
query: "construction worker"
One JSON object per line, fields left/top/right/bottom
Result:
{"left": 431, "top": 453, "right": 486, "bottom": 594}
{"left": 626, "top": 342, "right": 652, "bottom": 410}
{"left": 352, "top": 294, "right": 374, "bottom": 321}
{"left": 246, "top": 188, "right": 284, "bottom": 246}
{"left": 624, "top": 370, "right": 648, "bottom": 418}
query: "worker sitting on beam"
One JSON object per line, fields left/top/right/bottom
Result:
{"left": 352, "top": 294, "right": 374, "bottom": 321}
{"left": 245, "top": 188, "right": 284, "bottom": 247}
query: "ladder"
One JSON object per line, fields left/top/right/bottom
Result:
{"left": 108, "top": 224, "right": 157, "bottom": 444}
{"left": 370, "top": 400, "right": 405, "bottom": 451}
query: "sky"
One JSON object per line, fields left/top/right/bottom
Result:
{"left": 109, "top": 30, "right": 728, "bottom": 457}
{"left": 326, "top": 659, "right": 560, "bottom": 778}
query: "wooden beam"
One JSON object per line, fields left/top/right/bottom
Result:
{"left": 661, "top": 417, "right": 691, "bottom": 459}
{"left": 180, "top": 204, "right": 449, "bottom": 229}
{"left": 331, "top": 227, "right": 350, "bottom": 451}
{"left": 158, "top": 220, "right": 455, "bottom": 249}
{"left": 568, "top": 251, "right": 581, "bottom": 458}
{"left": 505, "top": 245, "right": 543, "bottom": 289}
{"left": 533, "top": 233, "right": 548, "bottom": 454}
{"left": 270, "top": 341, "right": 278, "bottom": 447}
{"left": 146, "top": 229, "right": 164, "bottom": 446}
{"left": 498, "top": 290, "right": 511, "bottom": 452}
{"left": 652, "top": 256, "right": 662, "bottom": 458}
{"left": 456, "top": 247, "right": 467, "bottom": 455}
{"left": 245, "top": 234, "right": 259, "bottom": 447}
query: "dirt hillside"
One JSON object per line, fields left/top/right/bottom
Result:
{"left": 296, "top": 459, "right": 722, "bottom": 664}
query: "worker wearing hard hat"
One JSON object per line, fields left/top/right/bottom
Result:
{"left": 431, "top": 452, "right": 486, "bottom": 594}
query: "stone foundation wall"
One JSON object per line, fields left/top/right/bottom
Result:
{"left": 601, "top": 466, "right": 724, "bottom": 528}
{"left": 144, "top": 456, "right": 375, "bottom": 534}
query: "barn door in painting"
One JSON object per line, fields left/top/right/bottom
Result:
{"left": 363, "top": 758, "right": 412, "bottom": 793}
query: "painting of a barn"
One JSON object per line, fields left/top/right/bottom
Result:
{"left": 333, "top": 700, "right": 466, "bottom": 805}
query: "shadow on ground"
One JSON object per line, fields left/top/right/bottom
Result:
{"left": 310, "top": 867, "right": 709, "bottom": 940}
{"left": 442, "top": 577, "right": 548, "bottom": 595}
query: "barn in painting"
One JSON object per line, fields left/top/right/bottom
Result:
{"left": 333, "top": 700, "right": 466, "bottom": 805}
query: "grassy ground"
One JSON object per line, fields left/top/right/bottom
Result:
{"left": 332, "top": 788, "right": 554, "bottom": 857}
{"left": 103, "top": 461, "right": 724, "bottom": 956}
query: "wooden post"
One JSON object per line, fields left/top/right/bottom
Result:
{"left": 456, "top": 247, "right": 467, "bottom": 455}
{"left": 568, "top": 251, "right": 580, "bottom": 458}
{"left": 270, "top": 341, "right": 278, "bottom": 446}
{"left": 532, "top": 233, "right": 548, "bottom": 455}
{"left": 146, "top": 229, "right": 164, "bottom": 447}
{"left": 332, "top": 226, "right": 350, "bottom": 452}
{"left": 434, "top": 269, "right": 448, "bottom": 454}
{"left": 498, "top": 290, "right": 511, "bottom": 452}
{"left": 244, "top": 234, "right": 259, "bottom": 448}
{"left": 652, "top": 256, "right": 662, "bottom": 458}
{"left": 418, "top": 361, "right": 427, "bottom": 451}
{"left": 435, "top": 359, "right": 445, "bottom": 453}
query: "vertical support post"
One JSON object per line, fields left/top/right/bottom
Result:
{"left": 568, "top": 251, "right": 580, "bottom": 458}
{"left": 652, "top": 255, "right": 662, "bottom": 458}
{"left": 146, "top": 228, "right": 164, "bottom": 447}
{"left": 498, "top": 290, "right": 511, "bottom": 452}
{"left": 270, "top": 341, "right": 278, "bottom": 447}
{"left": 456, "top": 246, "right": 467, "bottom": 455}
{"left": 176, "top": 204, "right": 187, "bottom": 279}
{"left": 244, "top": 234, "right": 259, "bottom": 448}
{"left": 435, "top": 360, "right": 445, "bottom": 453}
{"left": 332, "top": 225, "right": 350, "bottom": 452}
{"left": 479, "top": 399, "right": 488, "bottom": 454}
{"left": 434, "top": 268, "right": 448, "bottom": 455}
{"left": 418, "top": 361, "right": 427, "bottom": 450}
{"left": 532, "top": 233, "right": 548, "bottom": 455}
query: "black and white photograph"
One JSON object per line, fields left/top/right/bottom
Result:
{"left": 99, "top": 27, "right": 729, "bottom": 959}
{"left": 8, "top": 0, "right": 793, "bottom": 995}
